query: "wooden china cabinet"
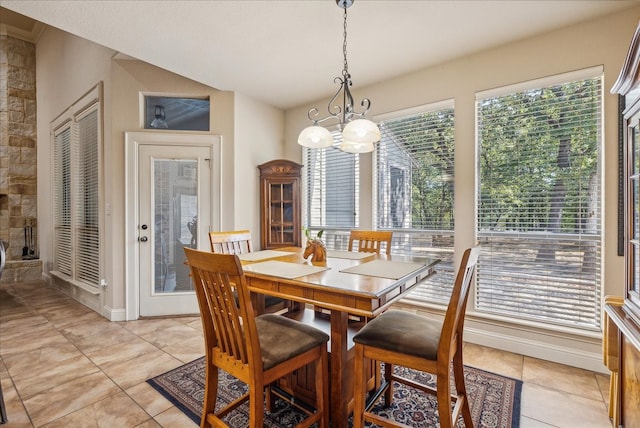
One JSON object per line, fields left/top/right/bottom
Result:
{"left": 258, "top": 159, "right": 302, "bottom": 249}
{"left": 607, "top": 20, "right": 640, "bottom": 428}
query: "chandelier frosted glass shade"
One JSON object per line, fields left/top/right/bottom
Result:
{"left": 298, "top": 125, "right": 334, "bottom": 148}
{"left": 342, "top": 119, "right": 381, "bottom": 144}
{"left": 340, "top": 140, "right": 375, "bottom": 153}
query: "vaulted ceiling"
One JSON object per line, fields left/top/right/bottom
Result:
{"left": 1, "top": 1, "right": 639, "bottom": 110}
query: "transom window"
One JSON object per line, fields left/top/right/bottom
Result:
{"left": 144, "top": 95, "right": 210, "bottom": 131}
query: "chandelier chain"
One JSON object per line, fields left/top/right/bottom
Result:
{"left": 342, "top": 5, "right": 349, "bottom": 77}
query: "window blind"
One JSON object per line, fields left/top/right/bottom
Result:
{"left": 75, "top": 109, "right": 100, "bottom": 286}
{"left": 375, "top": 102, "right": 455, "bottom": 303}
{"left": 476, "top": 71, "right": 602, "bottom": 329}
{"left": 303, "top": 131, "right": 360, "bottom": 249}
{"left": 51, "top": 84, "right": 102, "bottom": 289}
{"left": 54, "top": 126, "right": 72, "bottom": 276}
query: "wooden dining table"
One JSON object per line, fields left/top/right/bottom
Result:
{"left": 237, "top": 247, "right": 439, "bottom": 427}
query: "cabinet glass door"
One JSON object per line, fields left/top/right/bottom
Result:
{"left": 269, "top": 182, "right": 295, "bottom": 245}
{"left": 630, "top": 115, "right": 640, "bottom": 297}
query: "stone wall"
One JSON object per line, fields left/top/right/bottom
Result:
{"left": 0, "top": 34, "right": 42, "bottom": 283}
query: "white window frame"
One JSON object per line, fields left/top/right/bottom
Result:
{"left": 475, "top": 66, "right": 603, "bottom": 331}
{"left": 51, "top": 83, "right": 103, "bottom": 293}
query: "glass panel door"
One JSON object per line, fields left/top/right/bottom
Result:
{"left": 152, "top": 159, "right": 198, "bottom": 294}
{"left": 138, "top": 143, "right": 213, "bottom": 316}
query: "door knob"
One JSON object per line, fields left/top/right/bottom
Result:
{"left": 139, "top": 236, "right": 148, "bottom": 242}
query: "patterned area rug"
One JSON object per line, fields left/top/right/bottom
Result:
{"left": 148, "top": 356, "right": 522, "bottom": 427}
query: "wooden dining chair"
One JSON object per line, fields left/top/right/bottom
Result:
{"left": 352, "top": 246, "right": 480, "bottom": 428}
{"left": 183, "top": 248, "right": 329, "bottom": 428}
{"left": 209, "top": 229, "right": 296, "bottom": 314}
{"left": 315, "top": 230, "right": 394, "bottom": 321}
{"left": 208, "top": 229, "right": 253, "bottom": 254}
{"left": 348, "top": 230, "right": 393, "bottom": 256}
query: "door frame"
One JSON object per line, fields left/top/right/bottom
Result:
{"left": 124, "top": 131, "right": 221, "bottom": 320}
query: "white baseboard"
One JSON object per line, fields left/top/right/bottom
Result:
{"left": 103, "top": 306, "right": 126, "bottom": 322}
{"left": 396, "top": 302, "right": 608, "bottom": 374}
{"left": 463, "top": 326, "right": 608, "bottom": 374}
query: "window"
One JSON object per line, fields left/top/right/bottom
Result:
{"left": 52, "top": 84, "right": 102, "bottom": 290}
{"left": 144, "top": 95, "right": 210, "bottom": 131}
{"left": 476, "top": 67, "right": 603, "bottom": 330}
{"left": 303, "top": 132, "right": 360, "bottom": 248}
{"left": 374, "top": 102, "right": 456, "bottom": 302}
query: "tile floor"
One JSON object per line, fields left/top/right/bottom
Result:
{"left": 0, "top": 281, "right": 613, "bottom": 427}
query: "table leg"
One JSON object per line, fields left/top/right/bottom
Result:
{"left": 330, "top": 310, "right": 349, "bottom": 428}
{"left": 250, "top": 292, "right": 266, "bottom": 315}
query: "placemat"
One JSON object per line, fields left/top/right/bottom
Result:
{"left": 237, "top": 250, "right": 293, "bottom": 262}
{"left": 326, "top": 250, "right": 372, "bottom": 260}
{"left": 340, "top": 259, "right": 425, "bottom": 279}
{"left": 243, "top": 260, "right": 329, "bottom": 279}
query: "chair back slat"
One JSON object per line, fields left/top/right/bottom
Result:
{"left": 209, "top": 230, "right": 253, "bottom": 255}
{"left": 184, "top": 248, "right": 259, "bottom": 366}
{"left": 348, "top": 230, "right": 393, "bottom": 255}
{"left": 210, "top": 270, "right": 246, "bottom": 362}
{"left": 439, "top": 246, "right": 480, "bottom": 356}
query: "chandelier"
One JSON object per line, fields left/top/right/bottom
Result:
{"left": 297, "top": 0, "right": 381, "bottom": 153}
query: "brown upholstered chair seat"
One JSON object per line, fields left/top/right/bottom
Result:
{"left": 256, "top": 314, "right": 329, "bottom": 370}
{"left": 351, "top": 310, "right": 442, "bottom": 360}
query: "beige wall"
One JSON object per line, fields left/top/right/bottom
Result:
{"left": 35, "top": 26, "right": 115, "bottom": 313}
{"left": 35, "top": 27, "right": 284, "bottom": 319}
{"left": 284, "top": 7, "right": 640, "bottom": 371}
{"left": 286, "top": 7, "right": 637, "bottom": 298}
{"left": 110, "top": 58, "right": 233, "bottom": 317}
{"left": 233, "top": 93, "right": 284, "bottom": 247}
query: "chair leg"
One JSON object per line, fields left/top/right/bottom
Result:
{"left": 383, "top": 362, "right": 394, "bottom": 406}
{"left": 353, "top": 344, "right": 366, "bottom": 428}
{"left": 436, "top": 368, "right": 455, "bottom": 428}
{"left": 249, "top": 381, "right": 264, "bottom": 427}
{"left": 453, "top": 353, "right": 473, "bottom": 428}
{"left": 201, "top": 363, "right": 218, "bottom": 428}
{"left": 265, "top": 385, "right": 275, "bottom": 413}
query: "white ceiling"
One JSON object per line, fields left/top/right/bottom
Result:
{"left": 1, "top": 0, "right": 639, "bottom": 110}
